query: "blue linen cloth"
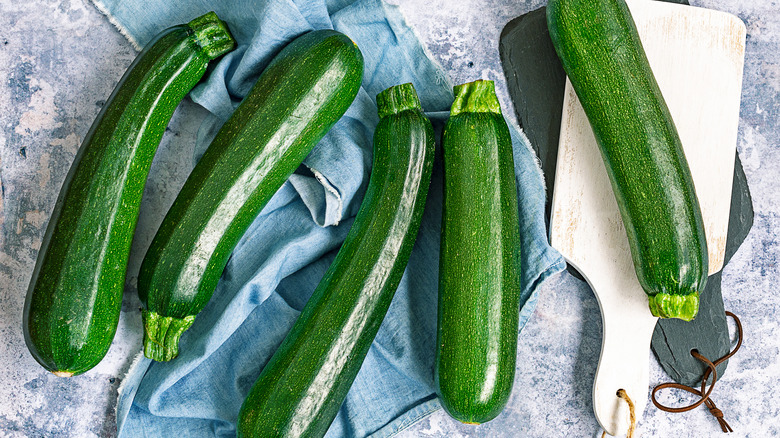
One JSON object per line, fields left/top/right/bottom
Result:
{"left": 92, "top": 0, "right": 566, "bottom": 436}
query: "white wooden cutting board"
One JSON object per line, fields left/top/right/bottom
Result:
{"left": 548, "top": 0, "right": 746, "bottom": 435}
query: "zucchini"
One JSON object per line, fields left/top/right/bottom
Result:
{"left": 236, "top": 83, "right": 435, "bottom": 438}
{"left": 546, "top": 0, "right": 708, "bottom": 320}
{"left": 435, "top": 80, "right": 522, "bottom": 425}
{"left": 22, "top": 12, "right": 235, "bottom": 377}
{"left": 138, "top": 30, "right": 364, "bottom": 361}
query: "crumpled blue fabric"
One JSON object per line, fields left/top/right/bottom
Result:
{"left": 92, "top": 0, "right": 566, "bottom": 436}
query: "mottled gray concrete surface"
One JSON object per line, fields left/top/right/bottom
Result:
{"left": 0, "top": 0, "right": 776, "bottom": 437}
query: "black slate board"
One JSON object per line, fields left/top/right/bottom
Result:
{"left": 499, "top": 3, "right": 753, "bottom": 386}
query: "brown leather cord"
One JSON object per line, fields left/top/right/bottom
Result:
{"left": 599, "top": 389, "right": 636, "bottom": 437}
{"left": 651, "top": 311, "right": 743, "bottom": 433}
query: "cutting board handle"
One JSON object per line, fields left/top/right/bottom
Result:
{"left": 593, "top": 287, "right": 658, "bottom": 435}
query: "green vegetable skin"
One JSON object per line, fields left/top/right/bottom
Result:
{"left": 435, "top": 80, "right": 522, "bottom": 424}
{"left": 547, "top": 0, "right": 708, "bottom": 320}
{"left": 237, "top": 83, "right": 435, "bottom": 438}
{"left": 138, "top": 29, "right": 364, "bottom": 361}
{"left": 22, "top": 13, "right": 235, "bottom": 377}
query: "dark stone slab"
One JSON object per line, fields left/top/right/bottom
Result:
{"left": 499, "top": 7, "right": 565, "bottom": 230}
{"left": 498, "top": 1, "right": 753, "bottom": 386}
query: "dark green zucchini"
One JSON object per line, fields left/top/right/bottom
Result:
{"left": 435, "top": 80, "right": 522, "bottom": 425}
{"left": 138, "top": 30, "right": 364, "bottom": 361}
{"left": 22, "top": 12, "right": 235, "bottom": 377}
{"left": 547, "top": 0, "right": 708, "bottom": 320}
{"left": 237, "top": 83, "right": 435, "bottom": 438}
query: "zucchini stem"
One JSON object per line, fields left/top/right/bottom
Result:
{"left": 142, "top": 311, "right": 196, "bottom": 361}
{"left": 188, "top": 11, "right": 236, "bottom": 60}
{"left": 450, "top": 80, "right": 502, "bottom": 116}
{"left": 648, "top": 292, "right": 699, "bottom": 321}
{"left": 376, "top": 83, "right": 423, "bottom": 118}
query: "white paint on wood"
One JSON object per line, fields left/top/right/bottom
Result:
{"left": 548, "top": 0, "right": 746, "bottom": 435}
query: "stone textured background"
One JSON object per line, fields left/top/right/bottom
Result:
{"left": 0, "top": 0, "right": 776, "bottom": 436}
